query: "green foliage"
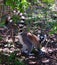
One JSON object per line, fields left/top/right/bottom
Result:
{"left": 0, "top": 36, "right": 3, "bottom": 40}
{"left": 5, "top": 0, "right": 30, "bottom": 12}
{"left": 0, "top": 22, "right": 5, "bottom": 27}
{"left": 48, "top": 22, "right": 57, "bottom": 34}
{"left": 42, "top": 0, "right": 55, "bottom": 4}
{"left": 12, "top": 15, "right": 20, "bottom": 23}
{"left": 0, "top": 53, "right": 26, "bottom": 65}
{"left": 1, "top": 0, "right": 57, "bottom": 35}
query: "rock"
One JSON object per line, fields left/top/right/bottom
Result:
{"left": 2, "top": 48, "right": 10, "bottom": 53}
{"left": 10, "top": 48, "right": 15, "bottom": 52}
{"left": 0, "top": 48, "right": 3, "bottom": 52}
{"left": 28, "top": 56, "right": 36, "bottom": 60}
{"left": 42, "top": 58, "right": 50, "bottom": 63}
{"left": 29, "top": 61, "right": 37, "bottom": 65}
{"left": 41, "top": 47, "right": 48, "bottom": 53}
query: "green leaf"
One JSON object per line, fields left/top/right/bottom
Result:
{"left": 5, "top": 0, "right": 30, "bottom": 12}
{"left": 42, "top": 0, "right": 55, "bottom": 4}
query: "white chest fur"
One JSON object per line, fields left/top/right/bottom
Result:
{"left": 18, "top": 34, "right": 28, "bottom": 52}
